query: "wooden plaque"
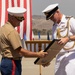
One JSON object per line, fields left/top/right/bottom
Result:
{"left": 34, "top": 39, "right": 65, "bottom": 65}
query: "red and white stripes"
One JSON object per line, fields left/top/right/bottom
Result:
{"left": 0, "top": 0, "right": 33, "bottom": 40}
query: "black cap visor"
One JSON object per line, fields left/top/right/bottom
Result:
{"left": 44, "top": 6, "right": 58, "bottom": 20}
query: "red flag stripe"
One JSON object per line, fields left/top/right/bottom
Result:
{"left": 5, "top": 0, "right": 9, "bottom": 23}
{"left": 30, "top": 0, "right": 32, "bottom": 40}
{"left": 23, "top": 0, "right": 27, "bottom": 38}
{"left": 17, "top": 0, "right": 20, "bottom": 33}
{"left": 12, "top": 0, "right": 15, "bottom": 7}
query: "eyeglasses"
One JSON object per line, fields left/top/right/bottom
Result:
{"left": 14, "top": 16, "right": 25, "bottom": 21}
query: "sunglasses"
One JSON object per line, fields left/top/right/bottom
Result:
{"left": 14, "top": 16, "right": 25, "bottom": 21}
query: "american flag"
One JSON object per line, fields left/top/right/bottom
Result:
{"left": 0, "top": 0, "right": 34, "bottom": 40}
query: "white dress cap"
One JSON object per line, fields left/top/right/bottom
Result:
{"left": 42, "top": 3, "right": 59, "bottom": 20}
{"left": 7, "top": 7, "right": 26, "bottom": 16}
{"left": 42, "top": 3, "right": 59, "bottom": 13}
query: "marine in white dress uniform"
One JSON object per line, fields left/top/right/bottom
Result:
{"left": 42, "top": 3, "right": 75, "bottom": 75}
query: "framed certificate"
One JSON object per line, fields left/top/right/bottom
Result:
{"left": 34, "top": 39, "right": 65, "bottom": 65}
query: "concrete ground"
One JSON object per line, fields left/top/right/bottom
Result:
{"left": 22, "top": 57, "right": 55, "bottom": 75}
{"left": 0, "top": 55, "right": 55, "bottom": 75}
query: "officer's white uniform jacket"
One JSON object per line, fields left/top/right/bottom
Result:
{"left": 52, "top": 15, "right": 75, "bottom": 75}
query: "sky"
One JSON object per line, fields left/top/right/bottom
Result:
{"left": 32, "top": 0, "right": 75, "bottom": 16}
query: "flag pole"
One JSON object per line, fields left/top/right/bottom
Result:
{"left": 39, "top": 65, "right": 42, "bottom": 75}
{"left": 38, "top": 39, "right": 42, "bottom": 75}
